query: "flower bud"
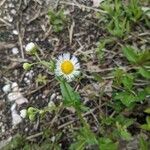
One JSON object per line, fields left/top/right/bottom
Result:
{"left": 23, "top": 63, "right": 32, "bottom": 71}
{"left": 25, "top": 42, "right": 37, "bottom": 54}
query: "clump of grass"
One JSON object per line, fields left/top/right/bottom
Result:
{"left": 48, "top": 9, "right": 68, "bottom": 33}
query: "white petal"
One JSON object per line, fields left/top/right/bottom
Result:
{"left": 74, "top": 63, "right": 80, "bottom": 70}
{"left": 63, "top": 53, "right": 70, "bottom": 60}
{"left": 74, "top": 70, "right": 80, "bottom": 76}
{"left": 71, "top": 55, "right": 78, "bottom": 64}
{"left": 58, "top": 54, "right": 63, "bottom": 61}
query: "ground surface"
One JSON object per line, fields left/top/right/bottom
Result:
{"left": 0, "top": 0, "right": 150, "bottom": 150}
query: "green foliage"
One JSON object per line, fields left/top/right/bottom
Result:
{"left": 139, "top": 137, "right": 150, "bottom": 150}
{"left": 70, "top": 125, "right": 98, "bottom": 150}
{"left": 114, "top": 122, "right": 132, "bottom": 141}
{"left": 122, "top": 46, "right": 139, "bottom": 64}
{"left": 139, "top": 67, "right": 150, "bottom": 79}
{"left": 2, "top": 134, "right": 26, "bottom": 150}
{"left": 98, "top": 137, "right": 118, "bottom": 150}
{"left": 2, "top": 134, "right": 61, "bottom": 150}
{"left": 144, "top": 107, "right": 150, "bottom": 114}
{"left": 141, "top": 116, "right": 150, "bottom": 131}
{"left": 36, "top": 74, "right": 47, "bottom": 85}
{"left": 48, "top": 9, "right": 68, "bottom": 32}
{"left": 96, "top": 41, "right": 105, "bottom": 63}
{"left": 100, "top": 0, "right": 144, "bottom": 37}
{"left": 141, "top": 108, "right": 150, "bottom": 131}
{"left": 58, "top": 77, "right": 87, "bottom": 111}
{"left": 122, "top": 46, "right": 150, "bottom": 79}
{"left": 124, "top": 0, "right": 143, "bottom": 22}
{"left": 27, "top": 103, "right": 56, "bottom": 121}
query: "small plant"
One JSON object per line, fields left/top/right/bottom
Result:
{"left": 122, "top": 45, "right": 150, "bottom": 79}
{"left": 36, "top": 74, "right": 47, "bottom": 85}
{"left": 99, "top": 0, "right": 144, "bottom": 38}
{"left": 70, "top": 124, "right": 98, "bottom": 150}
{"left": 48, "top": 9, "right": 68, "bottom": 32}
{"left": 124, "top": 0, "right": 143, "bottom": 23}
{"left": 141, "top": 108, "right": 150, "bottom": 131}
{"left": 23, "top": 44, "right": 84, "bottom": 119}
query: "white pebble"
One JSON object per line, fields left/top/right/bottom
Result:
{"left": 11, "top": 103, "right": 17, "bottom": 112}
{"left": 12, "top": 30, "right": 18, "bottom": 35}
{"left": 50, "top": 93, "right": 56, "bottom": 101}
{"left": 11, "top": 82, "right": 18, "bottom": 91}
{"left": 12, "top": 111, "right": 22, "bottom": 126}
{"left": 11, "top": 9, "right": 16, "bottom": 15}
{"left": 7, "top": 92, "right": 22, "bottom": 102}
{"left": 2, "top": 84, "right": 11, "bottom": 94}
{"left": 12, "top": 47, "right": 19, "bottom": 55}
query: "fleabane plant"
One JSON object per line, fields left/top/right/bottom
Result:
{"left": 23, "top": 43, "right": 84, "bottom": 115}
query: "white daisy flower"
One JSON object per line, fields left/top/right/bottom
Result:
{"left": 55, "top": 53, "right": 80, "bottom": 82}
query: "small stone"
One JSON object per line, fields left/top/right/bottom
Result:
{"left": 12, "top": 47, "right": 19, "bottom": 55}
{"left": 11, "top": 82, "right": 19, "bottom": 92}
{"left": 11, "top": 9, "right": 16, "bottom": 15}
{"left": 8, "top": 92, "right": 28, "bottom": 105}
{"left": 12, "top": 111, "right": 22, "bottom": 126}
{"left": 7, "top": 92, "right": 21, "bottom": 102}
{"left": 12, "top": 30, "right": 18, "bottom": 35}
{"left": 2, "top": 84, "right": 11, "bottom": 94}
{"left": 50, "top": 93, "right": 57, "bottom": 101}
{"left": 1, "top": 126, "right": 5, "bottom": 133}
{"left": 7, "top": 15, "right": 13, "bottom": 22}
{"left": 11, "top": 103, "right": 17, "bottom": 112}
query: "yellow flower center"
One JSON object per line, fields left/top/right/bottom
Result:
{"left": 61, "top": 60, "right": 74, "bottom": 75}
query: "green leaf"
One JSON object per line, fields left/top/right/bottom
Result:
{"left": 115, "top": 92, "right": 136, "bottom": 107}
{"left": 139, "top": 67, "right": 150, "bottom": 79}
{"left": 115, "top": 115, "right": 134, "bottom": 127}
{"left": 122, "top": 46, "right": 139, "bottom": 63}
{"left": 98, "top": 137, "right": 118, "bottom": 150}
{"left": 141, "top": 124, "right": 150, "bottom": 131}
{"left": 115, "top": 122, "right": 132, "bottom": 141}
{"left": 139, "top": 137, "right": 149, "bottom": 150}
{"left": 59, "top": 79, "right": 82, "bottom": 110}
{"left": 70, "top": 125, "right": 98, "bottom": 150}
{"left": 144, "top": 108, "right": 150, "bottom": 114}
{"left": 122, "top": 74, "right": 134, "bottom": 90}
